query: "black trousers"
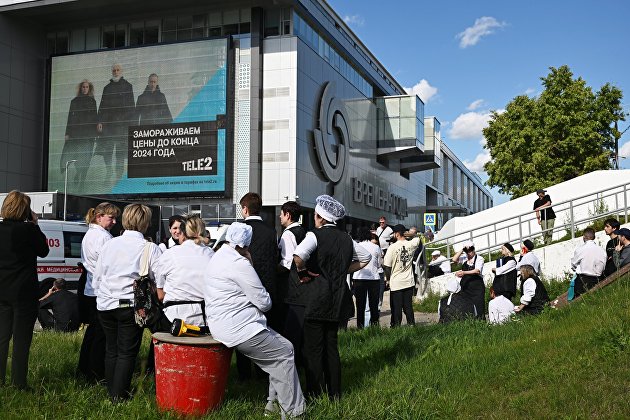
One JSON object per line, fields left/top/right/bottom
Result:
{"left": 98, "top": 307, "right": 143, "bottom": 400}
{"left": 0, "top": 299, "right": 38, "bottom": 389}
{"left": 574, "top": 274, "right": 600, "bottom": 298}
{"left": 283, "top": 304, "right": 306, "bottom": 368}
{"left": 77, "top": 296, "right": 106, "bottom": 381}
{"left": 354, "top": 280, "right": 380, "bottom": 328}
{"left": 390, "top": 286, "right": 415, "bottom": 327}
{"left": 302, "top": 319, "right": 341, "bottom": 399}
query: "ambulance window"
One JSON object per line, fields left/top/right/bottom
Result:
{"left": 63, "top": 232, "right": 85, "bottom": 258}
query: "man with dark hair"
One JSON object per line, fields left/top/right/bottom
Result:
{"left": 384, "top": 224, "right": 422, "bottom": 327}
{"left": 238, "top": 192, "right": 278, "bottom": 381}
{"left": 613, "top": 228, "right": 630, "bottom": 270}
{"left": 38, "top": 278, "right": 80, "bottom": 332}
{"left": 159, "top": 215, "right": 184, "bottom": 251}
{"left": 603, "top": 218, "right": 621, "bottom": 277}
{"left": 533, "top": 189, "right": 556, "bottom": 245}
{"left": 277, "top": 201, "right": 306, "bottom": 372}
{"left": 570, "top": 227, "right": 606, "bottom": 298}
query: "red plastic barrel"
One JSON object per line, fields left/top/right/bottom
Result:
{"left": 153, "top": 332, "right": 233, "bottom": 416}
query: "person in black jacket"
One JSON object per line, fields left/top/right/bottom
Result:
{"left": 38, "top": 278, "right": 80, "bottom": 332}
{"left": 96, "top": 63, "right": 135, "bottom": 181}
{"left": 136, "top": 74, "right": 172, "bottom": 126}
{"left": 0, "top": 190, "right": 49, "bottom": 389}
{"left": 60, "top": 80, "right": 98, "bottom": 191}
{"left": 603, "top": 218, "right": 621, "bottom": 277}
{"left": 238, "top": 192, "right": 279, "bottom": 381}
{"left": 491, "top": 243, "right": 518, "bottom": 299}
{"left": 291, "top": 195, "right": 371, "bottom": 399}
{"left": 515, "top": 264, "right": 549, "bottom": 315}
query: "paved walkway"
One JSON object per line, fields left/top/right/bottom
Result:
{"left": 347, "top": 290, "right": 438, "bottom": 329}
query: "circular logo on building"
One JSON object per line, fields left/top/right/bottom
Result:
{"left": 313, "top": 82, "right": 350, "bottom": 184}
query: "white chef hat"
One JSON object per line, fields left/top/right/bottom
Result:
{"left": 226, "top": 222, "right": 252, "bottom": 248}
{"left": 462, "top": 240, "right": 475, "bottom": 250}
{"left": 315, "top": 194, "right": 346, "bottom": 223}
{"left": 431, "top": 250, "right": 441, "bottom": 256}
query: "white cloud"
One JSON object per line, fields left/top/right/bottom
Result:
{"left": 457, "top": 17, "right": 506, "bottom": 48}
{"left": 463, "top": 150, "right": 491, "bottom": 172}
{"left": 449, "top": 111, "right": 493, "bottom": 140}
{"left": 467, "top": 99, "right": 485, "bottom": 111}
{"left": 619, "top": 140, "right": 630, "bottom": 158}
{"left": 343, "top": 15, "right": 365, "bottom": 27}
{"left": 524, "top": 88, "right": 536, "bottom": 96}
{"left": 404, "top": 79, "right": 438, "bottom": 103}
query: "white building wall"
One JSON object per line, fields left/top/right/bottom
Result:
{"left": 261, "top": 37, "right": 298, "bottom": 206}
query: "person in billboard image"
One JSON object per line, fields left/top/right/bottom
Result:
{"left": 95, "top": 63, "right": 135, "bottom": 181}
{"left": 136, "top": 73, "right": 172, "bottom": 126}
{"left": 60, "top": 80, "right": 98, "bottom": 191}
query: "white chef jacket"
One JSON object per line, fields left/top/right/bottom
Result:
{"left": 279, "top": 222, "right": 301, "bottom": 270}
{"left": 429, "top": 256, "right": 452, "bottom": 274}
{"left": 293, "top": 224, "right": 372, "bottom": 264}
{"left": 81, "top": 224, "right": 113, "bottom": 297}
{"left": 154, "top": 239, "right": 215, "bottom": 325}
{"left": 516, "top": 252, "right": 540, "bottom": 274}
{"left": 520, "top": 278, "right": 538, "bottom": 305}
{"left": 94, "top": 230, "right": 162, "bottom": 311}
{"left": 203, "top": 244, "right": 272, "bottom": 348}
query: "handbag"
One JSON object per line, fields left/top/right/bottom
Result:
{"left": 133, "top": 241, "right": 161, "bottom": 327}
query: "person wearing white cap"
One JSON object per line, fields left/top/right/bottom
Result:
{"left": 203, "top": 222, "right": 305, "bottom": 418}
{"left": 452, "top": 240, "right": 486, "bottom": 319}
{"left": 437, "top": 278, "right": 477, "bottom": 323}
{"left": 289, "top": 194, "right": 371, "bottom": 399}
{"left": 427, "top": 250, "right": 451, "bottom": 278}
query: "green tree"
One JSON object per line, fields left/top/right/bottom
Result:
{"left": 483, "top": 65, "right": 624, "bottom": 198}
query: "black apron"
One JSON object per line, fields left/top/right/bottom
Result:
{"left": 460, "top": 255, "right": 485, "bottom": 319}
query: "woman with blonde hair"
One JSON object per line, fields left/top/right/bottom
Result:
{"left": 0, "top": 190, "right": 49, "bottom": 389}
{"left": 94, "top": 204, "right": 161, "bottom": 401}
{"left": 514, "top": 264, "right": 549, "bottom": 315}
{"left": 60, "top": 79, "right": 98, "bottom": 191}
{"left": 154, "top": 215, "right": 214, "bottom": 329}
{"left": 77, "top": 202, "right": 120, "bottom": 382}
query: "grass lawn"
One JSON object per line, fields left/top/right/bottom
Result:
{"left": 2, "top": 277, "right": 629, "bottom": 419}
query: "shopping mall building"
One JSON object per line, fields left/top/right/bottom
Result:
{"left": 0, "top": 0, "right": 492, "bottom": 233}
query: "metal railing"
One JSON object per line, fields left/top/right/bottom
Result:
{"left": 425, "top": 180, "right": 630, "bottom": 263}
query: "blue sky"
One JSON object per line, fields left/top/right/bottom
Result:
{"left": 329, "top": 0, "right": 630, "bottom": 204}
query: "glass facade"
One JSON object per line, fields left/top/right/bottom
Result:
{"left": 293, "top": 12, "right": 373, "bottom": 98}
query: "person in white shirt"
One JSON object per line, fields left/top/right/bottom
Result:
{"left": 375, "top": 216, "right": 393, "bottom": 307}
{"left": 487, "top": 286, "right": 515, "bottom": 325}
{"left": 516, "top": 239, "right": 541, "bottom": 275}
{"left": 94, "top": 204, "right": 162, "bottom": 401}
{"left": 77, "top": 202, "right": 120, "bottom": 383}
{"left": 352, "top": 227, "right": 382, "bottom": 328}
{"left": 203, "top": 222, "right": 305, "bottom": 418}
{"left": 491, "top": 243, "right": 518, "bottom": 299}
{"left": 427, "top": 250, "right": 452, "bottom": 278}
{"left": 158, "top": 215, "right": 184, "bottom": 252}
{"left": 154, "top": 215, "right": 214, "bottom": 328}
{"left": 570, "top": 227, "right": 607, "bottom": 298}
{"left": 514, "top": 264, "right": 549, "bottom": 315}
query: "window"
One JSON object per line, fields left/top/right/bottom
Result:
{"left": 63, "top": 232, "right": 85, "bottom": 259}
{"left": 102, "top": 24, "right": 126, "bottom": 48}
{"left": 264, "top": 9, "right": 281, "bottom": 37}
{"left": 47, "top": 31, "right": 69, "bottom": 55}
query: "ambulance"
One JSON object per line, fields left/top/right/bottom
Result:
{"left": 37, "top": 220, "right": 88, "bottom": 290}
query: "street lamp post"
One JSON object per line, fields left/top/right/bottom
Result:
{"left": 63, "top": 159, "right": 77, "bottom": 221}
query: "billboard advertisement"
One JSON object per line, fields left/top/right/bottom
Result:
{"left": 47, "top": 38, "right": 228, "bottom": 196}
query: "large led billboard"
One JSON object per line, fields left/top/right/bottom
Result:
{"left": 47, "top": 38, "right": 228, "bottom": 196}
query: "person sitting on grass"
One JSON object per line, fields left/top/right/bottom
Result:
{"left": 438, "top": 278, "right": 477, "bottom": 323}
{"left": 487, "top": 286, "right": 515, "bottom": 325}
{"left": 38, "top": 278, "right": 80, "bottom": 332}
{"left": 514, "top": 264, "right": 549, "bottom": 315}
{"left": 491, "top": 243, "right": 517, "bottom": 299}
